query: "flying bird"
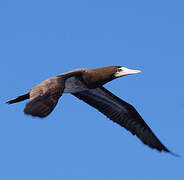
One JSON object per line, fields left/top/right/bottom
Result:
{"left": 7, "top": 66, "right": 175, "bottom": 155}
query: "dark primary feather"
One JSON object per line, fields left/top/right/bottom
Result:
{"left": 72, "top": 87, "right": 171, "bottom": 153}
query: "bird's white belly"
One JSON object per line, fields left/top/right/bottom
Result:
{"left": 64, "top": 76, "right": 88, "bottom": 93}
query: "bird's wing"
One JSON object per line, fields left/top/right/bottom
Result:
{"left": 24, "top": 76, "right": 64, "bottom": 118}
{"left": 72, "top": 86, "right": 170, "bottom": 153}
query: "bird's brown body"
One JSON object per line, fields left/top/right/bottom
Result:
{"left": 7, "top": 66, "right": 176, "bottom": 155}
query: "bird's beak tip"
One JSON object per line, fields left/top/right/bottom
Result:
{"left": 136, "top": 70, "right": 141, "bottom": 74}
{"left": 128, "top": 69, "right": 141, "bottom": 75}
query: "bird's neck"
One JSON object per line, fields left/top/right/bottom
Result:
{"left": 82, "top": 68, "right": 116, "bottom": 88}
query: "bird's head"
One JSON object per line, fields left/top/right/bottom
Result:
{"left": 83, "top": 66, "right": 141, "bottom": 88}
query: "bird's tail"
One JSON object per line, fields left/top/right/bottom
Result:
{"left": 6, "top": 93, "right": 29, "bottom": 104}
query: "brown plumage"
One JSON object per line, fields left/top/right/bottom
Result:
{"left": 6, "top": 66, "right": 176, "bottom": 155}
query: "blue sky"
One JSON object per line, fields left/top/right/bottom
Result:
{"left": 0, "top": 0, "right": 184, "bottom": 179}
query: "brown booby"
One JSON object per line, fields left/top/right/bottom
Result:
{"left": 6, "top": 66, "right": 175, "bottom": 155}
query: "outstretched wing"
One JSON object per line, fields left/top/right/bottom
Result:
{"left": 24, "top": 76, "right": 64, "bottom": 118}
{"left": 72, "top": 87, "right": 171, "bottom": 153}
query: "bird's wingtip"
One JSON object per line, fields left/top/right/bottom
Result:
{"left": 168, "top": 151, "right": 181, "bottom": 158}
{"left": 164, "top": 148, "right": 180, "bottom": 157}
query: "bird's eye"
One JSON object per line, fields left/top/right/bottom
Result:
{"left": 117, "top": 68, "right": 123, "bottom": 72}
